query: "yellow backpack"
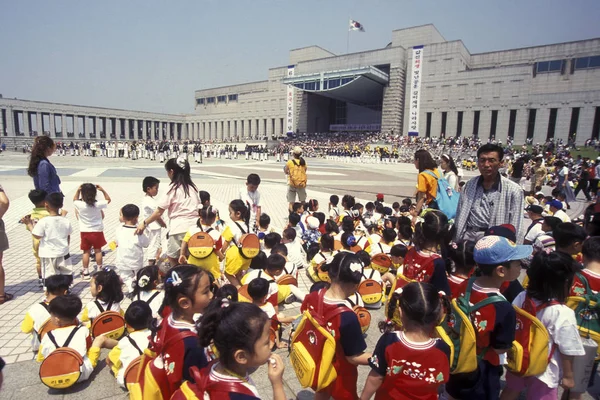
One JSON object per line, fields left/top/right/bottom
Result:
{"left": 288, "top": 159, "right": 307, "bottom": 188}
{"left": 566, "top": 272, "right": 600, "bottom": 360}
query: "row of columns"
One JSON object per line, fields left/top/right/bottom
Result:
{"left": 185, "top": 117, "right": 285, "bottom": 140}
{"left": 0, "top": 108, "right": 187, "bottom": 141}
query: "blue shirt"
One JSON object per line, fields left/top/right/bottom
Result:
{"left": 33, "top": 159, "right": 61, "bottom": 194}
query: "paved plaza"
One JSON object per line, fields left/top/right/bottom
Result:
{"left": 0, "top": 151, "right": 594, "bottom": 399}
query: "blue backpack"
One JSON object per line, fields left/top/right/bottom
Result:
{"left": 423, "top": 170, "right": 460, "bottom": 220}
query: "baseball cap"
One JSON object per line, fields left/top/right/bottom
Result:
{"left": 525, "top": 205, "right": 544, "bottom": 215}
{"left": 474, "top": 235, "right": 533, "bottom": 265}
{"left": 548, "top": 199, "right": 563, "bottom": 210}
{"left": 376, "top": 193, "right": 384, "bottom": 201}
{"left": 306, "top": 216, "right": 320, "bottom": 230}
{"left": 484, "top": 224, "right": 517, "bottom": 243}
{"left": 292, "top": 146, "right": 302, "bottom": 155}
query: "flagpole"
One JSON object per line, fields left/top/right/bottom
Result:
{"left": 347, "top": 17, "right": 350, "bottom": 54}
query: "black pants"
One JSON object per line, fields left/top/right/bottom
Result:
{"left": 575, "top": 179, "right": 592, "bottom": 201}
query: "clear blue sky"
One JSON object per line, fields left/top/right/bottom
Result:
{"left": 1, "top": 0, "right": 599, "bottom": 114}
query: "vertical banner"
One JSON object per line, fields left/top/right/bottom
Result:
{"left": 286, "top": 65, "right": 295, "bottom": 135}
{"left": 408, "top": 45, "right": 424, "bottom": 136}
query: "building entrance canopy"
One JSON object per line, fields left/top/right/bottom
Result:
{"left": 282, "top": 66, "right": 388, "bottom": 106}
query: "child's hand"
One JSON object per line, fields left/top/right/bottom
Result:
{"left": 267, "top": 353, "right": 285, "bottom": 383}
{"left": 20, "top": 215, "right": 31, "bottom": 225}
{"left": 561, "top": 376, "right": 575, "bottom": 390}
{"left": 178, "top": 254, "right": 187, "bottom": 265}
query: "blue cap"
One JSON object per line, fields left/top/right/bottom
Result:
{"left": 548, "top": 199, "right": 563, "bottom": 210}
{"left": 474, "top": 235, "right": 533, "bottom": 265}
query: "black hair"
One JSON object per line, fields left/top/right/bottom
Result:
{"left": 441, "top": 154, "right": 459, "bottom": 176}
{"left": 272, "top": 243, "right": 288, "bottom": 257}
{"left": 382, "top": 228, "right": 397, "bottom": 243}
{"left": 445, "top": 241, "right": 476, "bottom": 275}
{"left": 321, "top": 252, "right": 363, "bottom": 284}
{"left": 477, "top": 143, "right": 504, "bottom": 161}
{"left": 199, "top": 190, "right": 211, "bottom": 205}
{"left": 320, "top": 234, "right": 334, "bottom": 251}
{"left": 341, "top": 232, "right": 357, "bottom": 250}
{"left": 46, "top": 192, "right": 64, "bottom": 209}
{"left": 526, "top": 251, "right": 578, "bottom": 303}
{"left": 381, "top": 282, "right": 447, "bottom": 333}
{"left": 121, "top": 204, "right": 140, "bottom": 220}
{"left": 325, "top": 220, "right": 339, "bottom": 234}
{"left": 79, "top": 183, "right": 97, "bottom": 206}
{"left": 266, "top": 253, "right": 286, "bottom": 273}
{"left": 330, "top": 195, "right": 340, "bottom": 206}
{"left": 342, "top": 194, "right": 355, "bottom": 209}
{"left": 125, "top": 300, "right": 153, "bottom": 331}
{"left": 249, "top": 251, "right": 268, "bottom": 270}
{"left": 93, "top": 268, "right": 124, "bottom": 304}
{"left": 392, "top": 201, "right": 400, "bottom": 209}
{"left": 402, "top": 198, "right": 412, "bottom": 206}
{"left": 554, "top": 222, "right": 588, "bottom": 249}
{"left": 49, "top": 294, "right": 82, "bottom": 320}
{"left": 45, "top": 274, "right": 72, "bottom": 295}
{"left": 313, "top": 212, "right": 326, "bottom": 226}
{"left": 355, "top": 250, "right": 371, "bottom": 268}
{"left": 162, "top": 264, "right": 207, "bottom": 314}
{"left": 414, "top": 149, "right": 438, "bottom": 172}
{"left": 366, "top": 202, "right": 375, "bottom": 211}
{"left": 229, "top": 199, "right": 250, "bottom": 230}
{"left": 198, "top": 302, "right": 268, "bottom": 370}
{"left": 132, "top": 265, "right": 159, "bottom": 298}
{"left": 414, "top": 210, "right": 451, "bottom": 251}
{"left": 543, "top": 216, "right": 562, "bottom": 232}
{"left": 28, "top": 189, "right": 47, "bottom": 205}
{"left": 264, "top": 232, "right": 281, "bottom": 249}
{"left": 292, "top": 202, "right": 303, "bottom": 213}
{"left": 341, "top": 218, "right": 355, "bottom": 234}
{"left": 28, "top": 136, "right": 55, "bottom": 177}
{"left": 397, "top": 216, "right": 413, "bottom": 241}
{"left": 583, "top": 237, "right": 600, "bottom": 263}
{"left": 248, "top": 277, "right": 270, "bottom": 301}
{"left": 390, "top": 244, "right": 408, "bottom": 258}
{"left": 214, "top": 284, "right": 239, "bottom": 303}
{"left": 307, "top": 199, "right": 319, "bottom": 212}
{"left": 353, "top": 203, "right": 363, "bottom": 212}
{"left": 142, "top": 176, "right": 160, "bottom": 193}
{"left": 310, "top": 281, "right": 330, "bottom": 293}
{"left": 258, "top": 213, "right": 271, "bottom": 229}
{"left": 283, "top": 227, "right": 296, "bottom": 241}
{"left": 199, "top": 206, "right": 217, "bottom": 225}
{"left": 246, "top": 173, "right": 261, "bottom": 186}
{"left": 288, "top": 212, "right": 300, "bottom": 226}
{"left": 165, "top": 157, "right": 198, "bottom": 198}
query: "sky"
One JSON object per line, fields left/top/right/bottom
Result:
{"left": 1, "top": 0, "right": 599, "bottom": 115}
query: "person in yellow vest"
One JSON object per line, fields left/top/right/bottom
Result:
{"left": 284, "top": 147, "right": 308, "bottom": 212}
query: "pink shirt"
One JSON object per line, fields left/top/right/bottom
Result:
{"left": 157, "top": 185, "right": 200, "bottom": 235}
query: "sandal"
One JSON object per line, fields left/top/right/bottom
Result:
{"left": 0, "top": 293, "right": 14, "bottom": 304}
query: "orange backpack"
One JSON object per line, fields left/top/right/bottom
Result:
{"left": 358, "top": 269, "right": 384, "bottom": 308}
{"left": 90, "top": 301, "right": 126, "bottom": 340}
{"left": 371, "top": 252, "right": 392, "bottom": 274}
{"left": 232, "top": 222, "right": 260, "bottom": 259}
{"left": 347, "top": 294, "right": 372, "bottom": 334}
{"left": 123, "top": 335, "right": 145, "bottom": 391}
{"left": 39, "top": 325, "right": 84, "bottom": 389}
{"left": 187, "top": 227, "right": 215, "bottom": 259}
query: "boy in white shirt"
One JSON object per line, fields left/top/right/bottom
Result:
{"left": 239, "top": 173, "right": 261, "bottom": 231}
{"left": 115, "top": 204, "right": 150, "bottom": 293}
{"left": 141, "top": 176, "right": 166, "bottom": 265}
{"left": 26, "top": 193, "right": 73, "bottom": 284}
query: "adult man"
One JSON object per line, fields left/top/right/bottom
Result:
{"left": 523, "top": 204, "right": 545, "bottom": 244}
{"left": 284, "top": 146, "right": 308, "bottom": 211}
{"left": 454, "top": 144, "right": 525, "bottom": 243}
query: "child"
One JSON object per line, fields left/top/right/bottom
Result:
{"left": 288, "top": 212, "right": 304, "bottom": 239}
{"left": 261, "top": 229, "right": 280, "bottom": 256}
{"left": 302, "top": 252, "right": 371, "bottom": 399}
{"left": 192, "top": 301, "right": 286, "bottom": 399}
{"left": 267, "top": 249, "right": 306, "bottom": 303}
{"left": 180, "top": 206, "right": 224, "bottom": 282}
{"left": 554, "top": 222, "right": 587, "bottom": 261}
{"left": 367, "top": 228, "right": 396, "bottom": 256}
{"left": 257, "top": 213, "right": 276, "bottom": 240}
{"left": 309, "top": 234, "right": 337, "bottom": 281}
{"left": 115, "top": 204, "right": 150, "bottom": 292}
{"left": 73, "top": 183, "right": 111, "bottom": 278}
{"left": 23, "top": 189, "right": 49, "bottom": 286}
{"left": 36, "top": 294, "right": 101, "bottom": 383}
{"left": 445, "top": 235, "right": 532, "bottom": 400}
{"left": 329, "top": 194, "right": 341, "bottom": 221}
{"left": 131, "top": 265, "right": 165, "bottom": 319}
{"left": 81, "top": 268, "right": 124, "bottom": 326}
{"left": 502, "top": 251, "right": 583, "bottom": 400}
{"left": 283, "top": 228, "right": 309, "bottom": 271}
{"left": 145, "top": 265, "right": 212, "bottom": 397}
{"left": 21, "top": 274, "right": 71, "bottom": 351}
{"left": 240, "top": 173, "right": 262, "bottom": 231}
{"left": 106, "top": 300, "right": 153, "bottom": 388}
{"left": 340, "top": 194, "right": 357, "bottom": 224}
{"left": 241, "top": 254, "right": 281, "bottom": 306}
{"left": 401, "top": 210, "right": 451, "bottom": 296}
{"left": 199, "top": 190, "right": 222, "bottom": 230}
{"left": 248, "top": 277, "right": 297, "bottom": 349}
{"left": 26, "top": 192, "right": 73, "bottom": 283}
{"left": 222, "top": 200, "right": 253, "bottom": 288}
{"left": 396, "top": 216, "right": 413, "bottom": 247}
{"left": 361, "top": 282, "right": 451, "bottom": 400}
{"left": 445, "top": 241, "right": 476, "bottom": 299}
{"left": 141, "top": 176, "right": 167, "bottom": 265}
{"left": 301, "top": 216, "right": 322, "bottom": 249}
{"left": 215, "top": 283, "right": 239, "bottom": 302}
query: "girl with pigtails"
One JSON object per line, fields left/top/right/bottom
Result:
{"left": 131, "top": 265, "right": 164, "bottom": 319}
{"left": 361, "top": 282, "right": 451, "bottom": 400}
{"left": 135, "top": 155, "right": 200, "bottom": 267}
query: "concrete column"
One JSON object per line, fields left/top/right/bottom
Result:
{"left": 62, "top": 114, "right": 67, "bottom": 137}
{"left": 36, "top": 112, "right": 43, "bottom": 136}
{"left": 165, "top": 122, "right": 170, "bottom": 139}
{"left": 132, "top": 120, "right": 138, "bottom": 140}
{"left": 190, "top": 122, "right": 195, "bottom": 140}
{"left": 73, "top": 115, "right": 79, "bottom": 138}
{"left": 535, "top": 107, "right": 550, "bottom": 144}
{"left": 479, "top": 108, "right": 491, "bottom": 141}
{"left": 555, "top": 107, "right": 571, "bottom": 144}
{"left": 446, "top": 111, "right": 456, "bottom": 138}
{"left": 5, "top": 108, "right": 15, "bottom": 136}
{"left": 49, "top": 113, "right": 56, "bottom": 137}
{"left": 578, "top": 106, "right": 596, "bottom": 144}
{"left": 0, "top": 109, "right": 4, "bottom": 135}
{"left": 113, "top": 118, "right": 119, "bottom": 138}
{"left": 95, "top": 116, "right": 101, "bottom": 137}
{"left": 124, "top": 119, "right": 129, "bottom": 140}
{"left": 149, "top": 121, "right": 154, "bottom": 140}
{"left": 496, "top": 108, "right": 509, "bottom": 143}
{"left": 22, "top": 111, "right": 30, "bottom": 135}
{"left": 514, "top": 108, "right": 528, "bottom": 144}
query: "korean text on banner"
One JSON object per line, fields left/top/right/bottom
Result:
{"left": 408, "top": 45, "right": 424, "bottom": 137}
{"left": 287, "top": 65, "right": 295, "bottom": 134}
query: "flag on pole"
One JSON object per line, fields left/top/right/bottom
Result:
{"left": 349, "top": 19, "right": 365, "bottom": 32}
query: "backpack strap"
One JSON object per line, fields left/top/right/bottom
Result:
{"left": 464, "top": 277, "right": 507, "bottom": 313}
{"left": 146, "top": 291, "right": 160, "bottom": 306}
{"left": 317, "top": 289, "right": 352, "bottom": 323}
{"left": 422, "top": 169, "right": 440, "bottom": 181}
{"left": 576, "top": 272, "right": 594, "bottom": 297}
{"left": 47, "top": 331, "right": 60, "bottom": 349}
{"left": 40, "top": 301, "right": 50, "bottom": 312}
{"left": 62, "top": 325, "right": 82, "bottom": 348}
{"left": 127, "top": 335, "right": 144, "bottom": 356}
{"left": 378, "top": 243, "right": 384, "bottom": 254}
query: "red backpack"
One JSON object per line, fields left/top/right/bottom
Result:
{"left": 171, "top": 365, "right": 259, "bottom": 399}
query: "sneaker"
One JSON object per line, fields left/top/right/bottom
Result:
{"left": 38, "top": 277, "right": 44, "bottom": 288}
{"left": 81, "top": 269, "right": 91, "bottom": 281}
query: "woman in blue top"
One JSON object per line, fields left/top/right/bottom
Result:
{"left": 28, "top": 136, "right": 62, "bottom": 195}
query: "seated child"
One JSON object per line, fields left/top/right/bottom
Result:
{"left": 81, "top": 269, "right": 124, "bottom": 327}
{"left": 131, "top": 265, "right": 165, "bottom": 319}
{"left": 36, "top": 295, "right": 101, "bottom": 383}
{"left": 271, "top": 244, "right": 298, "bottom": 278}
{"left": 301, "top": 216, "right": 322, "bottom": 249}
{"left": 282, "top": 228, "right": 308, "bottom": 271}
{"left": 115, "top": 204, "right": 150, "bottom": 293}
{"left": 22, "top": 274, "right": 71, "bottom": 351}
{"left": 248, "top": 278, "right": 297, "bottom": 349}
{"left": 268, "top": 248, "right": 306, "bottom": 303}
{"left": 240, "top": 254, "right": 281, "bottom": 307}
{"left": 262, "top": 232, "right": 282, "bottom": 256}
{"left": 308, "top": 234, "right": 337, "bottom": 282}
{"left": 329, "top": 194, "right": 341, "bottom": 221}
{"left": 257, "top": 213, "right": 276, "bottom": 241}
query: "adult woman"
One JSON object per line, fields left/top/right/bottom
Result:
{"left": 414, "top": 149, "right": 440, "bottom": 214}
{"left": 135, "top": 156, "right": 200, "bottom": 267}
{"left": 0, "top": 185, "right": 11, "bottom": 304}
{"left": 440, "top": 153, "right": 459, "bottom": 191}
{"left": 555, "top": 160, "right": 575, "bottom": 206}
{"left": 28, "top": 136, "right": 62, "bottom": 195}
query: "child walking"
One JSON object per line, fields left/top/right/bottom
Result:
{"left": 141, "top": 176, "right": 166, "bottom": 265}
{"left": 73, "top": 183, "right": 111, "bottom": 278}
{"left": 81, "top": 268, "right": 124, "bottom": 326}
{"left": 115, "top": 204, "right": 150, "bottom": 293}
{"left": 501, "top": 251, "right": 583, "bottom": 400}
{"left": 361, "top": 282, "right": 451, "bottom": 399}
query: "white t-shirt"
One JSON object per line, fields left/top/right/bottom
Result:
{"left": 361, "top": 268, "right": 383, "bottom": 285}
{"left": 115, "top": 329, "right": 151, "bottom": 386}
{"left": 369, "top": 242, "right": 391, "bottom": 256}
{"left": 239, "top": 188, "right": 260, "bottom": 228}
{"left": 512, "top": 292, "right": 585, "bottom": 388}
{"left": 32, "top": 216, "right": 73, "bottom": 257}
{"left": 329, "top": 206, "right": 340, "bottom": 220}
{"left": 553, "top": 209, "right": 571, "bottom": 223}
{"left": 116, "top": 225, "right": 150, "bottom": 270}
{"left": 241, "top": 269, "right": 278, "bottom": 299}
{"left": 524, "top": 219, "right": 545, "bottom": 243}
{"left": 73, "top": 200, "right": 108, "bottom": 232}
{"left": 135, "top": 289, "right": 165, "bottom": 319}
{"left": 141, "top": 196, "right": 162, "bottom": 231}
{"left": 157, "top": 185, "right": 200, "bottom": 235}
{"left": 285, "top": 240, "right": 308, "bottom": 270}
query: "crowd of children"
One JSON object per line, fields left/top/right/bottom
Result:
{"left": 12, "top": 151, "right": 600, "bottom": 400}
